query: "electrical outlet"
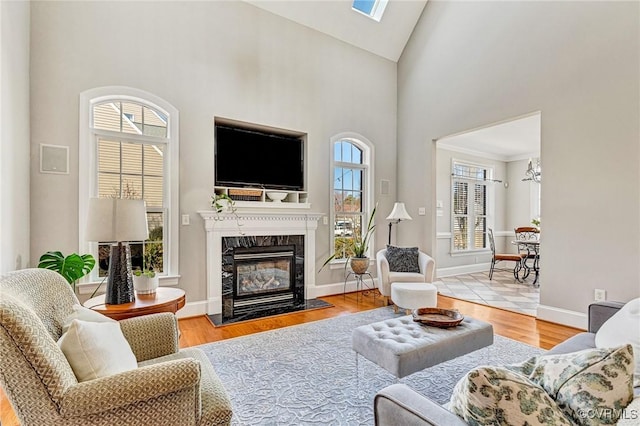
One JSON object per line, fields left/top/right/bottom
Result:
{"left": 594, "top": 289, "right": 606, "bottom": 302}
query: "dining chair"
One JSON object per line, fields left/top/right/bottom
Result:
{"left": 488, "top": 228, "right": 525, "bottom": 280}
{"left": 514, "top": 226, "right": 540, "bottom": 279}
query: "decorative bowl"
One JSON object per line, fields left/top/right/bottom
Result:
{"left": 412, "top": 308, "right": 464, "bottom": 328}
{"left": 266, "top": 191, "right": 288, "bottom": 202}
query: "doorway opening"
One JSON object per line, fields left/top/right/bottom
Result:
{"left": 433, "top": 112, "right": 541, "bottom": 315}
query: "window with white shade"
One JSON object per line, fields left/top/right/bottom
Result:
{"left": 451, "top": 161, "right": 490, "bottom": 252}
{"left": 79, "top": 87, "right": 179, "bottom": 284}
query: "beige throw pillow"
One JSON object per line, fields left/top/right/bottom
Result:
{"left": 595, "top": 298, "right": 640, "bottom": 387}
{"left": 58, "top": 319, "right": 138, "bottom": 382}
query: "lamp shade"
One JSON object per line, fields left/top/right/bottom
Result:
{"left": 386, "top": 202, "right": 412, "bottom": 221}
{"left": 86, "top": 198, "right": 149, "bottom": 242}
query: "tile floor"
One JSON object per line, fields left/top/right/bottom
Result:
{"left": 434, "top": 269, "right": 539, "bottom": 316}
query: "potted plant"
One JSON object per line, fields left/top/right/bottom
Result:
{"left": 211, "top": 193, "right": 244, "bottom": 234}
{"left": 133, "top": 243, "right": 161, "bottom": 294}
{"left": 321, "top": 204, "right": 377, "bottom": 274}
{"left": 38, "top": 251, "right": 96, "bottom": 293}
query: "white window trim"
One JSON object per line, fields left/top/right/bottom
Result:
{"left": 329, "top": 132, "right": 375, "bottom": 266}
{"left": 450, "top": 158, "right": 494, "bottom": 254}
{"left": 78, "top": 86, "right": 180, "bottom": 287}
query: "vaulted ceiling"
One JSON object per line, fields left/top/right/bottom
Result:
{"left": 245, "top": 1, "right": 428, "bottom": 62}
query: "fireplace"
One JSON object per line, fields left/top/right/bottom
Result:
{"left": 233, "top": 245, "right": 295, "bottom": 308}
{"left": 222, "top": 235, "right": 305, "bottom": 322}
{"left": 199, "top": 210, "right": 322, "bottom": 323}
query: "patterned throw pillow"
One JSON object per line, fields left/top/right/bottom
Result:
{"left": 449, "top": 366, "right": 573, "bottom": 425}
{"left": 385, "top": 245, "right": 420, "bottom": 273}
{"left": 595, "top": 297, "right": 640, "bottom": 387}
{"left": 508, "top": 345, "right": 635, "bottom": 426}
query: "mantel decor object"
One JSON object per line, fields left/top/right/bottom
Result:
{"left": 86, "top": 198, "right": 149, "bottom": 305}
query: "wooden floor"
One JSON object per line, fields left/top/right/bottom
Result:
{"left": 1, "top": 292, "right": 582, "bottom": 425}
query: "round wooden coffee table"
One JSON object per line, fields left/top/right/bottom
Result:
{"left": 83, "top": 287, "right": 186, "bottom": 320}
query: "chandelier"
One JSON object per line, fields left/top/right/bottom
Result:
{"left": 522, "top": 158, "right": 541, "bottom": 183}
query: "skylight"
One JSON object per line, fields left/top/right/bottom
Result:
{"left": 352, "top": 0, "right": 388, "bottom": 22}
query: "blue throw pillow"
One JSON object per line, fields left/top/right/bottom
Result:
{"left": 385, "top": 245, "right": 420, "bottom": 273}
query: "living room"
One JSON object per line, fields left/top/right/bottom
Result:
{"left": 1, "top": 0, "right": 639, "bottom": 425}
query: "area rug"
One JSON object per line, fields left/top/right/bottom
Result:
{"left": 199, "top": 306, "right": 544, "bottom": 425}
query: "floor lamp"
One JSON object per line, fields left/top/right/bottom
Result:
{"left": 386, "top": 202, "right": 412, "bottom": 245}
{"left": 86, "top": 198, "right": 149, "bottom": 304}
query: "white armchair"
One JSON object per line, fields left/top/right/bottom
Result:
{"left": 376, "top": 248, "right": 435, "bottom": 305}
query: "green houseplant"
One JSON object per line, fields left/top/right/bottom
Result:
{"left": 211, "top": 193, "right": 244, "bottom": 234}
{"left": 38, "top": 251, "right": 96, "bottom": 293}
{"left": 133, "top": 242, "right": 161, "bottom": 294}
{"left": 321, "top": 204, "right": 377, "bottom": 274}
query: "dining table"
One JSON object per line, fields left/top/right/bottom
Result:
{"left": 511, "top": 239, "right": 540, "bottom": 286}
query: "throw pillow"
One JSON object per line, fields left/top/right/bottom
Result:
{"left": 449, "top": 366, "right": 573, "bottom": 425}
{"left": 58, "top": 319, "right": 138, "bottom": 382}
{"left": 509, "top": 345, "right": 635, "bottom": 426}
{"left": 594, "top": 298, "right": 640, "bottom": 387}
{"left": 62, "top": 305, "right": 116, "bottom": 333}
{"left": 385, "top": 245, "right": 420, "bottom": 273}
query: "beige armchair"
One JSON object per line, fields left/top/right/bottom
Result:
{"left": 376, "top": 248, "right": 435, "bottom": 305}
{"left": 0, "top": 268, "right": 232, "bottom": 426}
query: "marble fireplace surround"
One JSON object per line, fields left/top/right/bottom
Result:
{"left": 198, "top": 210, "right": 322, "bottom": 316}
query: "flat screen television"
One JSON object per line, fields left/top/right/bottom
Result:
{"left": 215, "top": 124, "right": 305, "bottom": 191}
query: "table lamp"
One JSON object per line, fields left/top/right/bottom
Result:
{"left": 86, "top": 198, "right": 149, "bottom": 304}
{"left": 386, "top": 202, "right": 412, "bottom": 245}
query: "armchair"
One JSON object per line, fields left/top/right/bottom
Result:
{"left": 0, "top": 268, "right": 232, "bottom": 426}
{"left": 376, "top": 248, "right": 435, "bottom": 306}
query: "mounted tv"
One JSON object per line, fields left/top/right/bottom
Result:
{"left": 215, "top": 124, "right": 305, "bottom": 191}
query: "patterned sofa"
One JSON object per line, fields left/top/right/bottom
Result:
{"left": 374, "top": 301, "right": 639, "bottom": 425}
{"left": 0, "top": 268, "right": 233, "bottom": 426}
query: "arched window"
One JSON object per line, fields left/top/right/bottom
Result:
{"left": 79, "top": 87, "right": 179, "bottom": 284}
{"left": 331, "top": 134, "right": 374, "bottom": 261}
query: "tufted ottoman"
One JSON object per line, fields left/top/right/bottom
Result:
{"left": 352, "top": 315, "right": 493, "bottom": 378}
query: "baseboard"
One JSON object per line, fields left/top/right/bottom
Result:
{"left": 537, "top": 304, "right": 587, "bottom": 330}
{"left": 176, "top": 300, "right": 208, "bottom": 319}
{"left": 306, "top": 279, "right": 379, "bottom": 299}
{"left": 436, "top": 263, "right": 490, "bottom": 278}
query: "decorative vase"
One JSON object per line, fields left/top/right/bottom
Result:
{"left": 350, "top": 257, "right": 370, "bottom": 275}
{"left": 133, "top": 275, "right": 159, "bottom": 294}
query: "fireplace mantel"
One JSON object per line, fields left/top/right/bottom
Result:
{"left": 198, "top": 210, "right": 322, "bottom": 315}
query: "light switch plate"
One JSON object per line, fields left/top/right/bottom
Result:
{"left": 436, "top": 200, "right": 444, "bottom": 209}
{"left": 181, "top": 214, "right": 190, "bottom": 225}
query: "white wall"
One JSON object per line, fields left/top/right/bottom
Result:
{"left": 29, "top": 1, "right": 397, "bottom": 301}
{"left": 0, "top": 1, "right": 30, "bottom": 273}
{"left": 398, "top": 1, "right": 640, "bottom": 327}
